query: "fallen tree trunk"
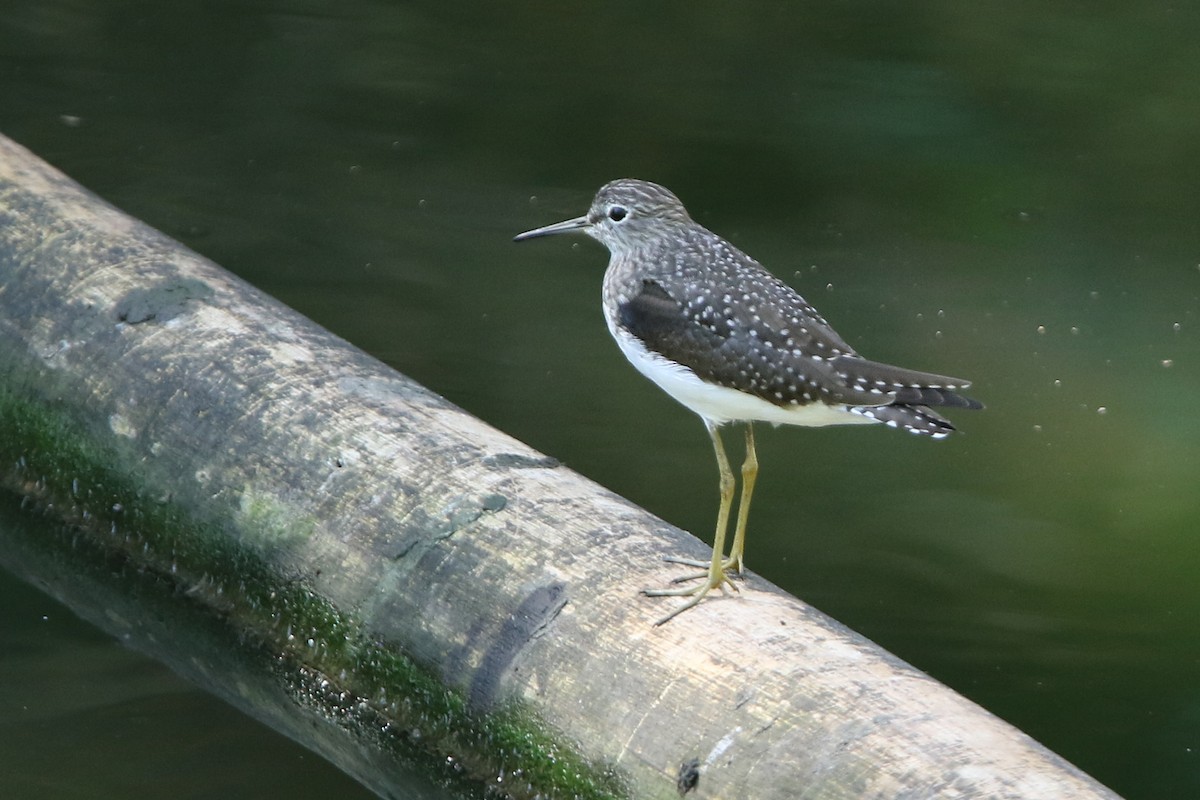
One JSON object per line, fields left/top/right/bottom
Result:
{"left": 0, "top": 133, "right": 1120, "bottom": 799}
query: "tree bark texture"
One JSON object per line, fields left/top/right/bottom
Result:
{"left": 0, "top": 133, "right": 1121, "bottom": 800}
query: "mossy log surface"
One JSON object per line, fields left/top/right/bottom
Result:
{"left": 0, "top": 134, "right": 1121, "bottom": 800}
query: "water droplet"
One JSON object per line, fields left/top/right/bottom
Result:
{"left": 1032, "top": 424, "right": 1043, "bottom": 433}
{"left": 1172, "top": 322, "right": 1181, "bottom": 332}
{"left": 1053, "top": 379, "right": 1062, "bottom": 388}
{"left": 1037, "top": 325, "right": 1047, "bottom": 334}
{"left": 1097, "top": 406, "right": 1108, "bottom": 415}
{"left": 1161, "top": 359, "right": 1174, "bottom": 368}
{"left": 1070, "top": 326, "right": 1080, "bottom": 335}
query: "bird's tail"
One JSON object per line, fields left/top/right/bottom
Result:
{"left": 834, "top": 356, "right": 984, "bottom": 410}
{"left": 848, "top": 404, "right": 958, "bottom": 438}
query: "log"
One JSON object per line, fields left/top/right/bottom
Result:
{"left": 0, "top": 133, "right": 1121, "bottom": 800}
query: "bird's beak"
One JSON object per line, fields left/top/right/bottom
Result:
{"left": 513, "top": 215, "right": 591, "bottom": 242}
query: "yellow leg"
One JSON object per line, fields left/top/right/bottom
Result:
{"left": 726, "top": 424, "right": 757, "bottom": 576}
{"left": 663, "top": 423, "right": 756, "bottom": 578}
{"left": 643, "top": 420, "right": 737, "bottom": 625}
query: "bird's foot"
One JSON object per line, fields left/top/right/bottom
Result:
{"left": 643, "top": 563, "right": 738, "bottom": 625}
{"left": 662, "top": 554, "right": 746, "bottom": 583}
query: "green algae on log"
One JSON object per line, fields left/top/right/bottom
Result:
{"left": 0, "top": 134, "right": 1121, "bottom": 800}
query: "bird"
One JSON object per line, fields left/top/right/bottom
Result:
{"left": 514, "top": 179, "right": 981, "bottom": 624}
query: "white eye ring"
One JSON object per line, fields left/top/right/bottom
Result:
{"left": 608, "top": 205, "right": 628, "bottom": 222}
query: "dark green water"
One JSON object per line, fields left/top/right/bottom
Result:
{"left": 2, "top": 2, "right": 1198, "bottom": 798}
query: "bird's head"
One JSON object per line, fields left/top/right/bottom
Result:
{"left": 514, "top": 179, "right": 692, "bottom": 255}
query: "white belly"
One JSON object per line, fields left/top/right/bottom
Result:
{"left": 608, "top": 325, "right": 878, "bottom": 429}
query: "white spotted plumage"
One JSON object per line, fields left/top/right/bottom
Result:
{"left": 516, "top": 178, "right": 981, "bottom": 437}
{"left": 515, "top": 178, "right": 981, "bottom": 624}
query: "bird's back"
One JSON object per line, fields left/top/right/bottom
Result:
{"left": 602, "top": 221, "right": 980, "bottom": 433}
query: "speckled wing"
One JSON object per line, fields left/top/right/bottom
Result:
{"left": 616, "top": 277, "right": 879, "bottom": 408}
{"left": 832, "top": 357, "right": 981, "bottom": 409}
{"left": 617, "top": 277, "right": 981, "bottom": 413}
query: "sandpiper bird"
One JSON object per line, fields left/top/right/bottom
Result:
{"left": 515, "top": 179, "right": 981, "bottom": 624}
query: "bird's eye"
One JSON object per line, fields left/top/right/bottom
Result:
{"left": 608, "top": 205, "right": 628, "bottom": 222}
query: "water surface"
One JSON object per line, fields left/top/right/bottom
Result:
{"left": 2, "top": 3, "right": 1198, "bottom": 798}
